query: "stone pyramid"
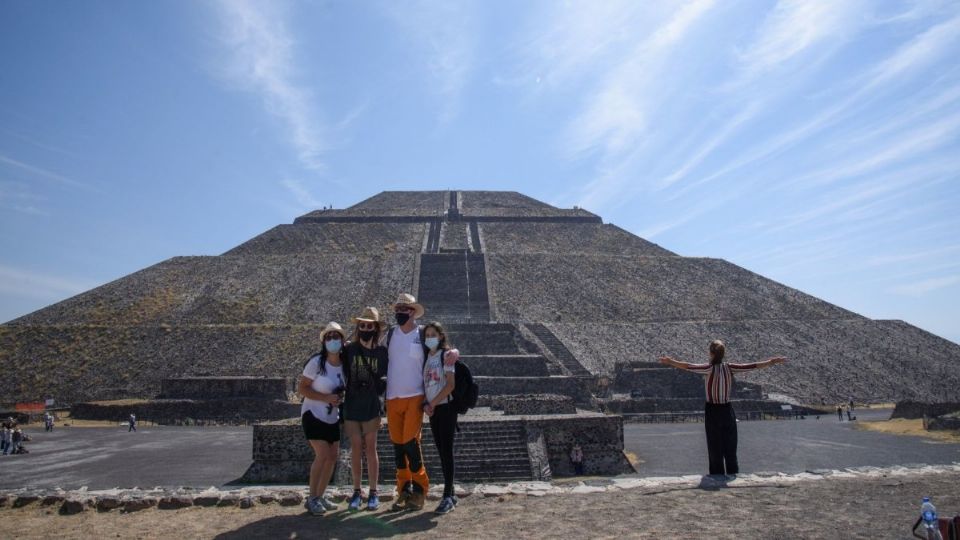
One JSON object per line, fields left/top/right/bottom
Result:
{"left": 2, "top": 190, "right": 958, "bottom": 406}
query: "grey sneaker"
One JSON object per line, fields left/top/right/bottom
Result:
{"left": 434, "top": 496, "right": 455, "bottom": 515}
{"left": 320, "top": 496, "right": 338, "bottom": 511}
{"left": 307, "top": 497, "right": 325, "bottom": 516}
{"left": 348, "top": 491, "right": 363, "bottom": 511}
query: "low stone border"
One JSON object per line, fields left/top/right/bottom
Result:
{"left": 2, "top": 462, "right": 957, "bottom": 515}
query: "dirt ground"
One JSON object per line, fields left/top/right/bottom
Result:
{"left": 856, "top": 418, "right": 960, "bottom": 443}
{"left": 1, "top": 471, "right": 957, "bottom": 539}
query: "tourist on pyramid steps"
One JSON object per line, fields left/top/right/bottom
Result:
{"left": 422, "top": 322, "right": 459, "bottom": 515}
{"left": 659, "top": 341, "right": 786, "bottom": 478}
{"left": 382, "top": 293, "right": 459, "bottom": 511}
{"left": 342, "top": 307, "right": 389, "bottom": 512}
{"left": 299, "top": 321, "right": 347, "bottom": 516}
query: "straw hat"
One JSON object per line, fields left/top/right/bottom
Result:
{"left": 351, "top": 306, "right": 383, "bottom": 326}
{"left": 319, "top": 321, "right": 346, "bottom": 342}
{"left": 392, "top": 293, "right": 425, "bottom": 319}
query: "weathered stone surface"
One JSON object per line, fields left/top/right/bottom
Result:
{"left": 193, "top": 495, "right": 220, "bottom": 507}
{"left": 238, "top": 497, "right": 253, "bottom": 509}
{"left": 216, "top": 494, "right": 240, "bottom": 507}
{"left": 157, "top": 496, "right": 193, "bottom": 510}
{"left": 278, "top": 492, "right": 304, "bottom": 506}
{"left": 257, "top": 494, "right": 276, "bottom": 505}
{"left": 12, "top": 494, "right": 40, "bottom": 508}
{"left": 41, "top": 494, "right": 64, "bottom": 506}
{"left": 121, "top": 497, "right": 157, "bottom": 512}
{"left": 96, "top": 496, "right": 122, "bottom": 512}
{"left": 892, "top": 401, "right": 960, "bottom": 420}
{"left": 59, "top": 500, "right": 86, "bottom": 515}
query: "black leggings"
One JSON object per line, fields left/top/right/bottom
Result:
{"left": 704, "top": 402, "right": 738, "bottom": 475}
{"left": 429, "top": 403, "right": 457, "bottom": 497}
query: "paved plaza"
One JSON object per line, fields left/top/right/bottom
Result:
{"left": 1, "top": 409, "right": 958, "bottom": 491}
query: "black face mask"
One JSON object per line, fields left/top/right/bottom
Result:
{"left": 359, "top": 330, "right": 377, "bottom": 342}
{"left": 394, "top": 312, "right": 410, "bottom": 326}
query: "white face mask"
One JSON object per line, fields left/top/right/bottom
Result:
{"left": 425, "top": 337, "right": 440, "bottom": 350}
{"left": 326, "top": 339, "right": 342, "bottom": 353}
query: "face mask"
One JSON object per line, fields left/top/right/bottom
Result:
{"left": 395, "top": 312, "right": 410, "bottom": 326}
{"left": 359, "top": 330, "right": 376, "bottom": 342}
{"left": 326, "top": 339, "right": 342, "bottom": 353}
{"left": 425, "top": 337, "right": 440, "bottom": 350}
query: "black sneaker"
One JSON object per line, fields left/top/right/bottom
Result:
{"left": 434, "top": 496, "right": 455, "bottom": 515}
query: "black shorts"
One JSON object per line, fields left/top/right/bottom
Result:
{"left": 302, "top": 411, "right": 340, "bottom": 443}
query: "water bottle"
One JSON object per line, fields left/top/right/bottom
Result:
{"left": 921, "top": 497, "right": 943, "bottom": 540}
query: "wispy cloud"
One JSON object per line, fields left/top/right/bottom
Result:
{"left": 281, "top": 178, "right": 323, "bottom": 210}
{"left": 214, "top": 0, "right": 326, "bottom": 171}
{"left": 891, "top": 275, "right": 960, "bottom": 296}
{"left": 863, "top": 13, "right": 960, "bottom": 92}
{"left": 383, "top": 1, "right": 477, "bottom": 125}
{"left": 736, "top": 0, "right": 863, "bottom": 78}
{"left": 0, "top": 154, "right": 88, "bottom": 190}
{"left": 0, "top": 264, "right": 98, "bottom": 300}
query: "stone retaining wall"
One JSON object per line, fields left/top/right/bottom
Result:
{"left": 525, "top": 414, "right": 633, "bottom": 477}
{"left": 159, "top": 377, "right": 288, "bottom": 400}
{"left": 601, "top": 398, "right": 797, "bottom": 414}
{"left": 71, "top": 399, "right": 299, "bottom": 423}
{"left": 481, "top": 394, "right": 576, "bottom": 415}
{"left": 891, "top": 401, "right": 960, "bottom": 419}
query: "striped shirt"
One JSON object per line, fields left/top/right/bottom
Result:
{"left": 686, "top": 362, "right": 760, "bottom": 404}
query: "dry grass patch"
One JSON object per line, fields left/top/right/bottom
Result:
{"left": 856, "top": 417, "right": 960, "bottom": 443}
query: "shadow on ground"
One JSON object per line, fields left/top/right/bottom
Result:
{"left": 213, "top": 509, "right": 440, "bottom": 539}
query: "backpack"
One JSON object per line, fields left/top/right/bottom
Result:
{"left": 450, "top": 359, "right": 479, "bottom": 415}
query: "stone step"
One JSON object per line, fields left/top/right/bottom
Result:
{"left": 458, "top": 354, "right": 549, "bottom": 377}
{"left": 524, "top": 323, "right": 592, "bottom": 377}
{"left": 473, "top": 375, "right": 592, "bottom": 402}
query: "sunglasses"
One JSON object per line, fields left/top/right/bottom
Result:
{"left": 357, "top": 322, "right": 376, "bottom": 331}
{"left": 395, "top": 306, "right": 413, "bottom": 313}
{"left": 324, "top": 333, "right": 342, "bottom": 341}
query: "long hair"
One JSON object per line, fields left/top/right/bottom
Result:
{"left": 304, "top": 329, "right": 345, "bottom": 374}
{"left": 424, "top": 321, "right": 453, "bottom": 352}
{"left": 709, "top": 340, "right": 726, "bottom": 365}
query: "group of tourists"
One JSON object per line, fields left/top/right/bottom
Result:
{"left": 299, "top": 293, "right": 462, "bottom": 516}
{"left": 0, "top": 421, "right": 27, "bottom": 455}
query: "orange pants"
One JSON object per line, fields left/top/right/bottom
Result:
{"left": 386, "top": 395, "right": 429, "bottom": 495}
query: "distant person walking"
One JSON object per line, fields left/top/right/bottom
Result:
{"left": 0, "top": 424, "right": 10, "bottom": 455}
{"left": 837, "top": 405, "right": 843, "bottom": 421}
{"left": 128, "top": 414, "right": 137, "bottom": 432}
{"left": 342, "top": 307, "right": 388, "bottom": 512}
{"left": 300, "top": 322, "right": 347, "bottom": 516}
{"left": 659, "top": 340, "right": 786, "bottom": 477}
{"left": 11, "top": 426, "right": 23, "bottom": 454}
{"left": 422, "top": 322, "right": 458, "bottom": 514}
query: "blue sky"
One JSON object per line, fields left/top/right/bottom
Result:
{"left": 1, "top": 1, "right": 959, "bottom": 343}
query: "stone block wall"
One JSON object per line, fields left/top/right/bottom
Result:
{"left": 892, "top": 401, "right": 960, "bottom": 419}
{"left": 526, "top": 414, "right": 633, "bottom": 477}
{"left": 482, "top": 394, "right": 576, "bottom": 415}
{"left": 71, "top": 399, "right": 299, "bottom": 423}
{"left": 474, "top": 376, "right": 593, "bottom": 403}
{"left": 160, "top": 377, "right": 288, "bottom": 400}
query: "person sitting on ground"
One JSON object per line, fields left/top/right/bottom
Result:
{"left": 299, "top": 321, "right": 347, "bottom": 516}
{"left": 659, "top": 340, "right": 786, "bottom": 477}
{"left": 342, "top": 307, "right": 388, "bottom": 512}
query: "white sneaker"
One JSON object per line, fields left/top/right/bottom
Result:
{"left": 320, "top": 496, "right": 338, "bottom": 511}
{"left": 307, "top": 497, "right": 326, "bottom": 516}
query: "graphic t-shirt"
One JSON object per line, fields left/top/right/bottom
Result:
{"left": 386, "top": 325, "right": 426, "bottom": 399}
{"left": 300, "top": 354, "right": 344, "bottom": 424}
{"left": 342, "top": 341, "right": 388, "bottom": 421}
{"left": 423, "top": 349, "right": 455, "bottom": 405}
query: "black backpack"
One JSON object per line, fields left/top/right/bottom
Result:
{"left": 450, "top": 359, "right": 479, "bottom": 414}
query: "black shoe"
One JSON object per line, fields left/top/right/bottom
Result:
{"left": 434, "top": 496, "right": 455, "bottom": 515}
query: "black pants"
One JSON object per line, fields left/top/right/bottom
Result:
{"left": 704, "top": 402, "right": 738, "bottom": 475}
{"left": 429, "top": 403, "right": 457, "bottom": 497}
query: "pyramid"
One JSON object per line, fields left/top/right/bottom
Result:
{"left": 2, "top": 190, "right": 958, "bottom": 407}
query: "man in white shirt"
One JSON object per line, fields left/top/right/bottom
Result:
{"left": 384, "top": 293, "right": 459, "bottom": 511}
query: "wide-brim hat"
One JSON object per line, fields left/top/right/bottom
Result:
{"left": 319, "top": 321, "right": 346, "bottom": 341}
{"left": 351, "top": 306, "right": 384, "bottom": 327}
{"left": 392, "top": 293, "right": 425, "bottom": 319}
